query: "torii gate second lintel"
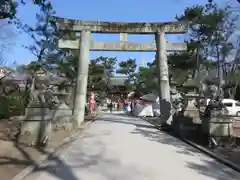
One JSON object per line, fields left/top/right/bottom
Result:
{"left": 59, "top": 40, "right": 187, "bottom": 52}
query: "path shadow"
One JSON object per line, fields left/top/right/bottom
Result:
{"left": 186, "top": 159, "right": 240, "bottom": 180}
{"left": 33, "top": 134, "right": 141, "bottom": 180}
{"left": 0, "top": 132, "right": 80, "bottom": 180}
{"left": 30, "top": 149, "right": 80, "bottom": 180}
{"left": 131, "top": 124, "right": 201, "bottom": 156}
{"left": 97, "top": 114, "right": 156, "bottom": 130}
{"left": 126, "top": 115, "right": 240, "bottom": 180}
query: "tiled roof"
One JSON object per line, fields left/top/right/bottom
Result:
{"left": 109, "top": 76, "right": 128, "bottom": 86}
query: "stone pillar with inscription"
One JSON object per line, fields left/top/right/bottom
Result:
{"left": 73, "top": 30, "right": 91, "bottom": 126}
{"left": 155, "top": 30, "right": 172, "bottom": 126}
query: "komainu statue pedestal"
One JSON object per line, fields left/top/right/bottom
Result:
{"left": 17, "top": 101, "right": 52, "bottom": 146}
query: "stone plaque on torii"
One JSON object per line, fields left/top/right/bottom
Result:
{"left": 54, "top": 16, "right": 188, "bottom": 126}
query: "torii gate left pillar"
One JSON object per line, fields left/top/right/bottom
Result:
{"left": 73, "top": 30, "right": 91, "bottom": 125}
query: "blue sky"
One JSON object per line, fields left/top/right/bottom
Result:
{"left": 6, "top": 0, "right": 213, "bottom": 67}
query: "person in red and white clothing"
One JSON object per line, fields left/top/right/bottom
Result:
{"left": 89, "top": 92, "right": 95, "bottom": 116}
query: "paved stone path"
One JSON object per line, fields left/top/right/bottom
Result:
{"left": 23, "top": 113, "right": 240, "bottom": 180}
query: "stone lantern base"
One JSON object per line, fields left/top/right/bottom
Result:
{"left": 183, "top": 93, "right": 201, "bottom": 124}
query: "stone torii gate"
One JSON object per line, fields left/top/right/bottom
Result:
{"left": 55, "top": 17, "right": 188, "bottom": 126}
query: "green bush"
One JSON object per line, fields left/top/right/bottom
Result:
{"left": 0, "top": 95, "right": 26, "bottom": 118}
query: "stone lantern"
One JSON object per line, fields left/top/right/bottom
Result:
{"left": 170, "top": 76, "right": 182, "bottom": 116}
{"left": 182, "top": 74, "right": 201, "bottom": 124}
{"left": 183, "top": 74, "right": 199, "bottom": 94}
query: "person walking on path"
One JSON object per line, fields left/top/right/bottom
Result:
{"left": 108, "top": 101, "right": 113, "bottom": 113}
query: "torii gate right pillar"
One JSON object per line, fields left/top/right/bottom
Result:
{"left": 155, "top": 30, "right": 172, "bottom": 125}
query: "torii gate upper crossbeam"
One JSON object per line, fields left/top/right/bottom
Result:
{"left": 54, "top": 16, "right": 188, "bottom": 34}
